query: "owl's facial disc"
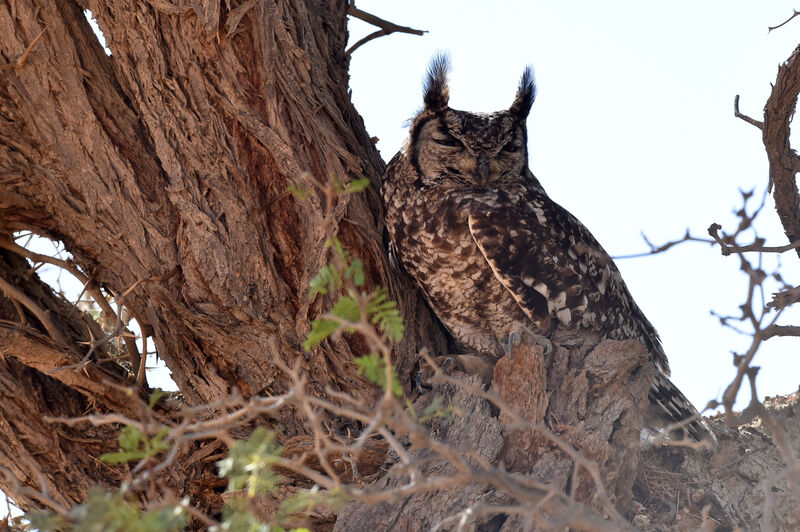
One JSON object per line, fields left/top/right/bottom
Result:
{"left": 412, "top": 112, "right": 527, "bottom": 187}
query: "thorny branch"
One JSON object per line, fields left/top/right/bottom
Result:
{"left": 0, "top": 273, "right": 67, "bottom": 346}
{"left": 619, "top": 185, "right": 800, "bottom": 531}
{"left": 0, "top": 235, "right": 143, "bottom": 377}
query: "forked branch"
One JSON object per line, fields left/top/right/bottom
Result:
{"left": 346, "top": 5, "right": 426, "bottom": 56}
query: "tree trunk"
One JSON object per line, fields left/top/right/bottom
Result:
{"left": 0, "top": 0, "right": 441, "bottom": 516}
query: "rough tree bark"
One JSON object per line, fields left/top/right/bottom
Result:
{"left": 1, "top": 2, "right": 800, "bottom": 530}
{"left": 0, "top": 0, "right": 441, "bottom": 517}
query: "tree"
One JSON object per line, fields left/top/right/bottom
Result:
{"left": 1, "top": 2, "right": 800, "bottom": 530}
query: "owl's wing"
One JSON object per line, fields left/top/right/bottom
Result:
{"left": 467, "top": 206, "right": 591, "bottom": 331}
{"left": 467, "top": 194, "right": 670, "bottom": 376}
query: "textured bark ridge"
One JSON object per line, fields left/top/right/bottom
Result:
{"left": 633, "top": 394, "right": 800, "bottom": 531}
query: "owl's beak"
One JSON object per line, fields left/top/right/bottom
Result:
{"left": 476, "top": 152, "right": 489, "bottom": 185}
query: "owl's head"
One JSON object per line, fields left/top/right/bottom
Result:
{"left": 409, "top": 55, "right": 536, "bottom": 188}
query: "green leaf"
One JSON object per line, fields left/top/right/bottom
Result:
{"left": 149, "top": 427, "right": 171, "bottom": 453}
{"left": 221, "top": 499, "right": 272, "bottom": 532}
{"left": 331, "top": 296, "right": 360, "bottom": 322}
{"left": 366, "top": 287, "right": 404, "bottom": 342}
{"left": 418, "top": 395, "right": 456, "bottom": 423}
{"left": 287, "top": 185, "right": 309, "bottom": 201}
{"left": 99, "top": 425, "right": 171, "bottom": 464}
{"left": 24, "top": 511, "right": 67, "bottom": 531}
{"left": 99, "top": 450, "right": 145, "bottom": 464}
{"left": 218, "top": 428, "right": 282, "bottom": 498}
{"left": 354, "top": 354, "right": 402, "bottom": 397}
{"left": 309, "top": 264, "right": 339, "bottom": 296}
{"left": 276, "top": 488, "right": 347, "bottom": 525}
{"left": 349, "top": 259, "right": 365, "bottom": 287}
{"left": 303, "top": 319, "right": 340, "bottom": 350}
{"left": 148, "top": 388, "right": 168, "bottom": 409}
{"left": 28, "top": 485, "right": 187, "bottom": 532}
{"left": 118, "top": 425, "right": 145, "bottom": 453}
{"left": 344, "top": 178, "right": 370, "bottom": 194}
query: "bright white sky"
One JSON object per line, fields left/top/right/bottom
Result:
{"left": 348, "top": 1, "right": 800, "bottom": 412}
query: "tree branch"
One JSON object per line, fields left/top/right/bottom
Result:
{"left": 769, "top": 10, "right": 800, "bottom": 32}
{"left": 346, "top": 6, "right": 426, "bottom": 56}
{"left": 734, "top": 95, "right": 763, "bottom": 130}
{"left": 0, "top": 28, "right": 45, "bottom": 71}
{"left": 761, "top": 324, "right": 800, "bottom": 339}
{"left": 762, "top": 44, "right": 800, "bottom": 254}
{"left": 0, "top": 274, "right": 67, "bottom": 346}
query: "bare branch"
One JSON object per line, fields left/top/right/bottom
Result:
{"left": 761, "top": 324, "right": 800, "bottom": 339}
{"left": 0, "top": 28, "right": 46, "bottom": 71}
{"left": 0, "top": 273, "right": 67, "bottom": 346}
{"left": 762, "top": 43, "right": 800, "bottom": 251}
{"left": 768, "top": 284, "right": 800, "bottom": 310}
{"left": 346, "top": 6, "right": 426, "bottom": 56}
{"left": 0, "top": 236, "right": 142, "bottom": 375}
{"left": 769, "top": 10, "right": 800, "bottom": 32}
{"left": 613, "top": 230, "right": 712, "bottom": 260}
{"left": 734, "top": 95, "right": 764, "bottom": 130}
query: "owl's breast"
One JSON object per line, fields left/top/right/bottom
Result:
{"left": 384, "top": 175, "right": 529, "bottom": 357}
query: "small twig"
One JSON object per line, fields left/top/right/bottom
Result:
{"left": 346, "top": 6, "right": 426, "bottom": 56}
{"left": 136, "top": 334, "right": 148, "bottom": 387}
{"left": 769, "top": 10, "right": 800, "bottom": 32}
{"left": 734, "top": 95, "right": 764, "bottom": 130}
{"left": 613, "top": 230, "right": 712, "bottom": 260}
{"left": 0, "top": 28, "right": 46, "bottom": 72}
{"left": 706, "top": 223, "right": 800, "bottom": 255}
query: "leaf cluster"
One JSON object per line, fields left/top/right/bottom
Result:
{"left": 26, "top": 486, "right": 187, "bottom": 532}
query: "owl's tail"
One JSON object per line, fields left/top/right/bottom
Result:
{"left": 646, "top": 370, "right": 717, "bottom": 445}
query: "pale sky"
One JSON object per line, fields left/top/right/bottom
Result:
{"left": 348, "top": 1, "right": 800, "bottom": 411}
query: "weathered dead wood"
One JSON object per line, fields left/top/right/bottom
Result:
{"left": 334, "top": 336, "right": 650, "bottom": 530}
{"left": 761, "top": 43, "right": 800, "bottom": 257}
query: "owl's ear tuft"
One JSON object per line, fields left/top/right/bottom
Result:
{"left": 423, "top": 53, "right": 451, "bottom": 111}
{"left": 509, "top": 66, "right": 536, "bottom": 120}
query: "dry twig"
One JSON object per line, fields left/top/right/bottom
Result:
{"left": 0, "top": 28, "right": 46, "bottom": 72}
{"left": 347, "top": 5, "right": 426, "bottom": 56}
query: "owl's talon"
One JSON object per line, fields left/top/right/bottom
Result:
{"left": 502, "top": 332, "right": 519, "bottom": 357}
{"left": 440, "top": 356, "right": 454, "bottom": 373}
{"left": 502, "top": 332, "right": 553, "bottom": 357}
{"left": 532, "top": 335, "right": 553, "bottom": 356}
{"left": 415, "top": 370, "right": 432, "bottom": 394}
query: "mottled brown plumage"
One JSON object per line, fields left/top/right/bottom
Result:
{"left": 383, "top": 55, "right": 714, "bottom": 442}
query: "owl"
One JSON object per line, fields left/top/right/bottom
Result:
{"left": 382, "top": 55, "right": 715, "bottom": 442}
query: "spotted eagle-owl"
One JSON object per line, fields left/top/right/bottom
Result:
{"left": 382, "top": 55, "right": 714, "bottom": 442}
